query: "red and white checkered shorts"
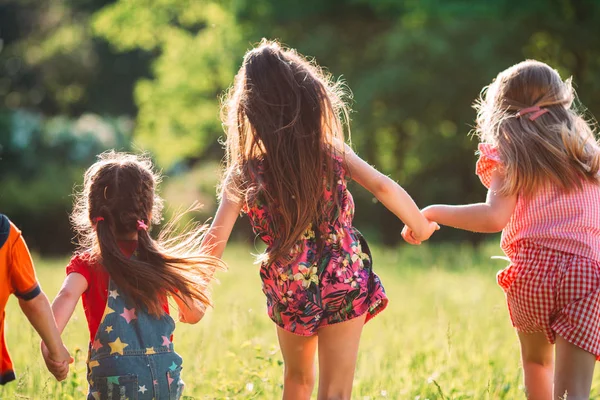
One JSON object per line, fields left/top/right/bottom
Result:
{"left": 498, "top": 241, "right": 600, "bottom": 358}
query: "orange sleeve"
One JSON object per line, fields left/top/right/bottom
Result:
{"left": 8, "top": 223, "right": 40, "bottom": 301}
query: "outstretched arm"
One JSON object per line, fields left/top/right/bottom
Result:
{"left": 10, "top": 231, "right": 72, "bottom": 380}
{"left": 38, "top": 273, "right": 86, "bottom": 380}
{"left": 50, "top": 273, "right": 87, "bottom": 333}
{"left": 344, "top": 145, "right": 438, "bottom": 243}
{"left": 180, "top": 185, "right": 241, "bottom": 321}
{"left": 203, "top": 191, "right": 243, "bottom": 258}
{"left": 19, "top": 292, "right": 72, "bottom": 380}
{"left": 41, "top": 273, "right": 86, "bottom": 365}
{"left": 420, "top": 169, "right": 517, "bottom": 233}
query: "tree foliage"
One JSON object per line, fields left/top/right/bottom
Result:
{"left": 0, "top": 110, "right": 133, "bottom": 253}
{"left": 3, "top": 0, "right": 600, "bottom": 250}
{"left": 92, "top": 0, "right": 242, "bottom": 166}
{"left": 90, "top": 0, "right": 600, "bottom": 241}
{"left": 0, "top": 0, "right": 149, "bottom": 116}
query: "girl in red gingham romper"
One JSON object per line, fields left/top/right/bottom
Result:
{"left": 403, "top": 60, "right": 600, "bottom": 399}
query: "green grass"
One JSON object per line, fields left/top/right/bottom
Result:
{"left": 2, "top": 243, "right": 600, "bottom": 399}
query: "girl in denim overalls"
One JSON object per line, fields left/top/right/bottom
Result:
{"left": 42, "top": 152, "right": 225, "bottom": 399}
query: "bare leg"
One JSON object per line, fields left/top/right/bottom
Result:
{"left": 317, "top": 314, "right": 367, "bottom": 400}
{"left": 277, "top": 326, "right": 318, "bottom": 400}
{"left": 553, "top": 335, "right": 595, "bottom": 400}
{"left": 518, "top": 331, "right": 554, "bottom": 400}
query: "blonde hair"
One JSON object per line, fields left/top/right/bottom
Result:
{"left": 475, "top": 60, "right": 600, "bottom": 196}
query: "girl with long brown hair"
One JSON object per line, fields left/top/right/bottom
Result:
{"left": 204, "top": 40, "right": 438, "bottom": 400}
{"left": 42, "top": 151, "right": 224, "bottom": 399}
{"left": 404, "top": 60, "right": 600, "bottom": 399}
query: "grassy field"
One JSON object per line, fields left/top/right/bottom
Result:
{"left": 2, "top": 243, "right": 600, "bottom": 399}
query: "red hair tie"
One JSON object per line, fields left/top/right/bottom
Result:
{"left": 92, "top": 217, "right": 105, "bottom": 224}
{"left": 516, "top": 106, "right": 549, "bottom": 121}
{"left": 137, "top": 220, "right": 149, "bottom": 231}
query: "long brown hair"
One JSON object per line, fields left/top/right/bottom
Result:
{"left": 71, "top": 151, "right": 225, "bottom": 316}
{"left": 475, "top": 59, "right": 600, "bottom": 196}
{"left": 221, "top": 39, "right": 350, "bottom": 264}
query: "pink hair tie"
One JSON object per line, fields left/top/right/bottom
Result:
{"left": 92, "top": 217, "right": 105, "bottom": 224}
{"left": 516, "top": 106, "right": 549, "bottom": 121}
{"left": 137, "top": 219, "right": 149, "bottom": 231}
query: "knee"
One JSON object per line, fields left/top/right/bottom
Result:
{"left": 521, "top": 347, "right": 553, "bottom": 368}
{"left": 284, "top": 367, "right": 315, "bottom": 387}
{"left": 318, "top": 385, "right": 352, "bottom": 400}
{"left": 522, "top": 353, "right": 553, "bottom": 368}
{"left": 318, "top": 392, "right": 350, "bottom": 400}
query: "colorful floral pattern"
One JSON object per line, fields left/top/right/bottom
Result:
{"left": 244, "top": 155, "right": 388, "bottom": 336}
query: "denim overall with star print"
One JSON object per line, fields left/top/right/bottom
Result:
{"left": 87, "top": 277, "right": 185, "bottom": 400}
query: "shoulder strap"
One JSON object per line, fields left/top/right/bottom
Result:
{"left": 0, "top": 214, "right": 10, "bottom": 249}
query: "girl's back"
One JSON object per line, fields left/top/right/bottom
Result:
{"left": 207, "top": 39, "right": 437, "bottom": 398}
{"left": 243, "top": 151, "right": 387, "bottom": 335}
{"left": 419, "top": 59, "right": 600, "bottom": 399}
{"left": 217, "top": 40, "right": 396, "bottom": 335}
{"left": 49, "top": 151, "right": 224, "bottom": 400}
{"left": 477, "top": 143, "right": 600, "bottom": 260}
{"left": 244, "top": 152, "right": 354, "bottom": 257}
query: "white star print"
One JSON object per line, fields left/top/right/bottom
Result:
{"left": 109, "top": 290, "right": 119, "bottom": 299}
{"left": 138, "top": 385, "right": 148, "bottom": 394}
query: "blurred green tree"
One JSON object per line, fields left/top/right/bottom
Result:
{"left": 92, "top": 0, "right": 242, "bottom": 166}
{"left": 0, "top": 110, "right": 133, "bottom": 253}
{"left": 90, "top": 0, "right": 600, "bottom": 243}
{"left": 0, "top": 0, "right": 151, "bottom": 116}
{"left": 234, "top": 0, "right": 600, "bottom": 243}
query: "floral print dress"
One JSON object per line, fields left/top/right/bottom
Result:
{"left": 243, "top": 155, "right": 388, "bottom": 336}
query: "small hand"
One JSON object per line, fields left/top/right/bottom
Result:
{"left": 402, "top": 220, "right": 440, "bottom": 245}
{"left": 416, "top": 220, "right": 441, "bottom": 242}
{"left": 41, "top": 341, "right": 73, "bottom": 381}
{"left": 401, "top": 225, "right": 421, "bottom": 245}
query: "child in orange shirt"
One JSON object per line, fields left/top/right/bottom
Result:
{"left": 0, "top": 214, "right": 72, "bottom": 383}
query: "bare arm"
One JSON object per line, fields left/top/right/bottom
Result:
{"left": 181, "top": 184, "right": 241, "bottom": 321}
{"left": 173, "top": 294, "right": 206, "bottom": 324}
{"left": 19, "top": 292, "right": 70, "bottom": 361}
{"left": 421, "top": 169, "right": 517, "bottom": 233}
{"left": 203, "top": 192, "right": 243, "bottom": 258}
{"left": 38, "top": 274, "right": 87, "bottom": 380}
{"left": 9, "top": 229, "right": 71, "bottom": 380}
{"left": 50, "top": 273, "right": 88, "bottom": 333}
{"left": 344, "top": 145, "right": 438, "bottom": 242}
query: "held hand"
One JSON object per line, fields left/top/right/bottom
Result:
{"left": 41, "top": 341, "right": 73, "bottom": 381}
{"left": 415, "top": 220, "right": 440, "bottom": 242}
{"left": 402, "top": 220, "right": 440, "bottom": 245}
{"left": 401, "top": 225, "right": 421, "bottom": 245}
{"left": 415, "top": 205, "right": 443, "bottom": 242}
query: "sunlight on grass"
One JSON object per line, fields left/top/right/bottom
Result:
{"left": 3, "top": 243, "right": 600, "bottom": 399}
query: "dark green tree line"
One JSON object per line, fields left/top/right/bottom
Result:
{"left": 2, "top": 0, "right": 600, "bottom": 251}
